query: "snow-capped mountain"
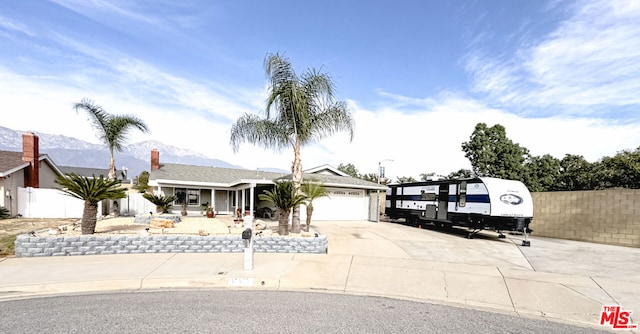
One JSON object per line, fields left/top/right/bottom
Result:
{"left": 0, "top": 126, "right": 245, "bottom": 178}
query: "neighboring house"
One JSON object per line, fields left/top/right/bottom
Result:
{"left": 59, "top": 166, "right": 129, "bottom": 182}
{"left": 0, "top": 133, "right": 64, "bottom": 216}
{"left": 58, "top": 165, "right": 133, "bottom": 216}
{"left": 148, "top": 149, "right": 387, "bottom": 220}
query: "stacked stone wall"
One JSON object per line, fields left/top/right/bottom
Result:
{"left": 531, "top": 189, "right": 640, "bottom": 247}
{"left": 14, "top": 234, "right": 328, "bottom": 257}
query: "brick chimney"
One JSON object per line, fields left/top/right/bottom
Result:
{"left": 151, "top": 149, "right": 159, "bottom": 170}
{"left": 22, "top": 132, "right": 40, "bottom": 188}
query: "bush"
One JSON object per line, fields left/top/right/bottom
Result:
{"left": 0, "top": 206, "right": 9, "bottom": 219}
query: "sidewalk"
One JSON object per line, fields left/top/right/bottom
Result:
{"left": 1, "top": 220, "right": 639, "bottom": 331}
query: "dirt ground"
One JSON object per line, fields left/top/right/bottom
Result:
{"left": 0, "top": 218, "right": 79, "bottom": 257}
{"left": 0, "top": 215, "right": 302, "bottom": 257}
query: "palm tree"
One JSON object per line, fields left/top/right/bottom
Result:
{"left": 56, "top": 173, "right": 126, "bottom": 234}
{"left": 75, "top": 98, "right": 149, "bottom": 180}
{"left": 231, "top": 53, "right": 354, "bottom": 233}
{"left": 142, "top": 193, "right": 177, "bottom": 213}
{"left": 258, "top": 180, "right": 307, "bottom": 235}
{"left": 301, "top": 180, "right": 329, "bottom": 232}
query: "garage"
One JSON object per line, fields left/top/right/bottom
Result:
{"left": 301, "top": 188, "right": 371, "bottom": 221}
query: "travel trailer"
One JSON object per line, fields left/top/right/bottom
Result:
{"left": 385, "top": 177, "right": 533, "bottom": 245}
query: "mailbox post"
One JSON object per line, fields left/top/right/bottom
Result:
{"left": 242, "top": 215, "right": 254, "bottom": 270}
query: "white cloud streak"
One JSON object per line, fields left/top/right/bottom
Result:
{"left": 0, "top": 15, "right": 35, "bottom": 37}
{"left": 467, "top": 0, "right": 640, "bottom": 110}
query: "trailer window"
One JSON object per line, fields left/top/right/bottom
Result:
{"left": 459, "top": 181, "right": 467, "bottom": 207}
{"left": 420, "top": 191, "right": 436, "bottom": 201}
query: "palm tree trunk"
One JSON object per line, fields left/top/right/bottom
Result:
{"left": 82, "top": 202, "right": 99, "bottom": 235}
{"left": 108, "top": 149, "right": 117, "bottom": 181}
{"left": 306, "top": 204, "right": 313, "bottom": 232}
{"left": 278, "top": 208, "right": 291, "bottom": 235}
{"left": 290, "top": 140, "right": 303, "bottom": 233}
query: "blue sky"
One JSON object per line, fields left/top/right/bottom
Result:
{"left": 1, "top": 0, "right": 639, "bottom": 179}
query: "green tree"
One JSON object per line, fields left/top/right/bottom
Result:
{"left": 143, "top": 193, "right": 177, "bottom": 213}
{"left": 461, "top": 123, "right": 529, "bottom": 181}
{"left": 55, "top": 173, "right": 126, "bottom": 234}
{"left": 134, "top": 171, "right": 150, "bottom": 193}
{"left": 337, "top": 163, "right": 360, "bottom": 178}
{"left": 419, "top": 172, "right": 436, "bottom": 181}
{"left": 361, "top": 173, "right": 383, "bottom": 184}
{"left": 231, "top": 53, "right": 354, "bottom": 234}
{"left": 396, "top": 176, "right": 417, "bottom": 183}
{"left": 559, "top": 154, "right": 595, "bottom": 190}
{"left": 259, "top": 180, "right": 308, "bottom": 235}
{"left": 75, "top": 98, "right": 149, "bottom": 180}
{"left": 596, "top": 147, "right": 640, "bottom": 189}
{"left": 447, "top": 169, "right": 473, "bottom": 179}
{"left": 524, "top": 154, "right": 561, "bottom": 192}
{"left": 301, "top": 180, "right": 329, "bottom": 232}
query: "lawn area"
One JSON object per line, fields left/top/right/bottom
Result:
{"left": 0, "top": 218, "right": 78, "bottom": 257}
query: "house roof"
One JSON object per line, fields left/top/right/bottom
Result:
{"left": 0, "top": 150, "right": 29, "bottom": 176}
{"left": 0, "top": 150, "right": 64, "bottom": 178}
{"left": 277, "top": 172, "right": 386, "bottom": 190}
{"left": 149, "top": 163, "right": 387, "bottom": 190}
{"left": 303, "top": 164, "right": 349, "bottom": 176}
{"left": 150, "top": 163, "right": 289, "bottom": 187}
{"left": 59, "top": 166, "right": 127, "bottom": 180}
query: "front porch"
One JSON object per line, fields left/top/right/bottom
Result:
{"left": 155, "top": 183, "right": 275, "bottom": 218}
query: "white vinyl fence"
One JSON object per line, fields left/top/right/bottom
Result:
{"left": 17, "top": 187, "right": 157, "bottom": 219}
{"left": 17, "top": 187, "right": 99, "bottom": 219}
{"left": 117, "top": 192, "right": 156, "bottom": 216}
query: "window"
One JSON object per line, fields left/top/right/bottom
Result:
{"left": 458, "top": 181, "right": 467, "bottom": 207}
{"left": 174, "top": 188, "right": 200, "bottom": 206}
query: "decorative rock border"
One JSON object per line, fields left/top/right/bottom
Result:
{"left": 14, "top": 233, "right": 328, "bottom": 257}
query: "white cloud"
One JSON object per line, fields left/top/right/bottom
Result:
{"left": 467, "top": 0, "right": 640, "bottom": 110}
{"left": 0, "top": 15, "right": 35, "bottom": 37}
{"left": 294, "top": 94, "right": 640, "bottom": 180}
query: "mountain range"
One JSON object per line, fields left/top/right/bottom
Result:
{"left": 0, "top": 126, "right": 286, "bottom": 178}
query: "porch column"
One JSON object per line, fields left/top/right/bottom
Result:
{"left": 211, "top": 189, "right": 215, "bottom": 211}
{"left": 241, "top": 188, "right": 246, "bottom": 215}
{"left": 249, "top": 183, "right": 255, "bottom": 218}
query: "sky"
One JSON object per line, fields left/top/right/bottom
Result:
{"left": 1, "top": 0, "right": 640, "bottom": 180}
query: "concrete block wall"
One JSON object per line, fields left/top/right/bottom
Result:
{"left": 14, "top": 234, "right": 328, "bottom": 257}
{"left": 531, "top": 189, "right": 640, "bottom": 248}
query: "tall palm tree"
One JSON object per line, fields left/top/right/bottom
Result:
{"left": 56, "top": 173, "right": 126, "bottom": 234}
{"left": 301, "top": 180, "right": 329, "bottom": 232}
{"left": 231, "top": 53, "right": 354, "bottom": 233}
{"left": 75, "top": 98, "right": 149, "bottom": 180}
{"left": 258, "top": 180, "right": 307, "bottom": 235}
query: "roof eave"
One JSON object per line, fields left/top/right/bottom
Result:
{"left": 0, "top": 162, "right": 29, "bottom": 177}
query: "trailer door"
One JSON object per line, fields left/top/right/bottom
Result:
{"left": 437, "top": 183, "right": 448, "bottom": 220}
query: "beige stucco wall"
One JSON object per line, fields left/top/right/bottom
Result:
{"left": 39, "top": 160, "right": 61, "bottom": 188}
{"left": 1, "top": 170, "right": 25, "bottom": 216}
{"left": 531, "top": 189, "right": 640, "bottom": 248}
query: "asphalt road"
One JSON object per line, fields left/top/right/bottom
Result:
{"left": 0, "top": 290, "right": 608, "bottom": 333}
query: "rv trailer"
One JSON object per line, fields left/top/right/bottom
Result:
{"left": 385, "top": 177, "right": 533, "bottom": 245}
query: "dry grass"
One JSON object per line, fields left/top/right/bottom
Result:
{"left": 0, "top": 215, "right": 312, "bottom": 257}
{"left": 0, "top": 218, "right": 78, "bottom": 257}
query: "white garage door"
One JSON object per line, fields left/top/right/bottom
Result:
{"left": 302, "top": 188, "right": 369, "bottom": 221}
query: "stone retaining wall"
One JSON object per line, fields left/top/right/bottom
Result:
{"left": 531, "top": 189, "right": 640, "bottom": 248}
{"left": 14, "top": 234, "right": 328, "bottom": 257}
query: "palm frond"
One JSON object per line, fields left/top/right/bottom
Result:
{"left": 230, "top": 113, "right": 291, "bottom": 152}
{"left": 74, "top": 98, "right": 109, "bottom": 139}
{"left": 56, "top": 173, "right": 126, "bottom": 206}
{"left": 259, "top": 180, "right": 307, "bottom": 210}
